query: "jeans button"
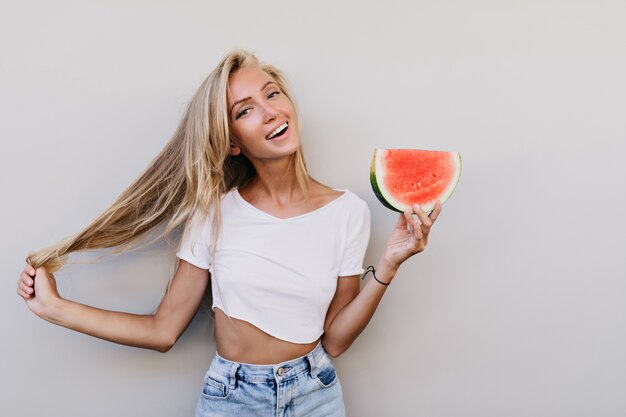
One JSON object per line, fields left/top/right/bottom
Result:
{"left": 277, "top": 367, "right": 285, "bottom": 376}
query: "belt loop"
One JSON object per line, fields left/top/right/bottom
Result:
{"left": 229, "top": 362, "right": 240, "bottom": 389}
{"left": 307, "top": 346, "right": 319, "bottom": 379}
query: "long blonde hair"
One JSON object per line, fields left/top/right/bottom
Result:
{"left": 28, "top": 49, "right": 310, "bottom": 273}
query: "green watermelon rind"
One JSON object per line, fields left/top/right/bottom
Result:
{"left": 370, "top": 148, "right": 462, "bottom": 213}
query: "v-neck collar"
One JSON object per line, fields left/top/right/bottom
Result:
{"left": 233, "top": 188, "right": 348, "bottom": 221}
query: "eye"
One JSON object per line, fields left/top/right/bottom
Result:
{"left": 235, "top": 108, "right": 251, "bottom": 119}
{"left": 268, "top": 90, "right": 280, "bottom": 99}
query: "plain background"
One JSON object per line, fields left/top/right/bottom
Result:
{"left": 2, "top": 1, "right": 625, "bottom": 416}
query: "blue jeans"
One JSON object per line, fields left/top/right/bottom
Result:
{"left": 195, "top": 342, "right": 346, "bottom": 417}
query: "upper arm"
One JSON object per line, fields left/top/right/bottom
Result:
{"left": 324, "top": 275, "right": 360, "bottom": 332}
{"left": 153, "top": 260, "right": 210, "bottom": 345}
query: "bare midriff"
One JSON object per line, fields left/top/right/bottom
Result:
{"left": 214, "top": 307, "right": 320, "bottom": 364}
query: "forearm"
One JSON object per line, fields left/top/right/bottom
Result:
{"left": 322, "top": 259, "right": 398, "bottom": 357}
{"left": 43, "top": 298, "right": 171, "bottom": 352}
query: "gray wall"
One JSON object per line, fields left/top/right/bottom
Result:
{"left": 2, "top": 1, "right": 625, "bottom": 416}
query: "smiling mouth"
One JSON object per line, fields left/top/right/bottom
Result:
{"left": 266, "top": 122, "right": 289, "bottom": 140}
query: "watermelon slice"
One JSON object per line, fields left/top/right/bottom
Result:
{"left": 370, "top": 149, "right": 462, "bottom": 213}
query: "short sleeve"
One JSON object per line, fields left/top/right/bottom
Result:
{"left": 176, "top": 212, "right": 211, "bottom": 270}
{"left": 338, "top": 198, "right": 371, "bottom": 276}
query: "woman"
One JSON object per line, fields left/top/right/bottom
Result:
{"left": 17, "top": 49, "right": 442, "bottom": 416}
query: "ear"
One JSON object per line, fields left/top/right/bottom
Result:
{"left": 229, "top": 144, "right": 241, "bottom": 156}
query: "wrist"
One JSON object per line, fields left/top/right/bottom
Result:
{"left": 375, "top": 258, "right": 399, "bottom": 285}
{"left": 40, "top": 296, "right": 67, "bottom": 324}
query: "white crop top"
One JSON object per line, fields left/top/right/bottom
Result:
{"left": 176, "top": 188, "right": 371, "bottom": 343}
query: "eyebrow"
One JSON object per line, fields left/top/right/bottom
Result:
{"left": 230, "top": 81, "right": 277, "bottom": 114}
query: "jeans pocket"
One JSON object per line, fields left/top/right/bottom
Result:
{"left": 313, "top": 362, "right": 338, "bottom": 388}
{"left": 201, "top": 372, "right": 230, "bottom": 400}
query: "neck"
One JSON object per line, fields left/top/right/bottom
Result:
{"left": 247, "top": 155, "right": 308, "bottom": 204}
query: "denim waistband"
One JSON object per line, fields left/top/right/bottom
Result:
{"left": 211, "top": 342, "right": 328, "bottom": 385}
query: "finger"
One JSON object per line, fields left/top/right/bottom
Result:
{"left": 20, "top": 272, "right": 34, "bottom": 286}
{"left": 17, "top": 287, "right": 31, "bottom": 299}
{"left": 23, "top": 263, "right": 36, "bottom": 277}
{"left": 413, "top": 204, "right": 433, "bottom": 230}
{"left": 395, "top": 212, "right": 408, "bottom": 229}
{"left": 413, "top": 216, "right": 423, "bottom": 240}
{"left": 403, "top": 209, "right": 414, "bottom": 235}
{"left": 408, "top": 206, "right": 423, "bottom": 240}
{"left": 18, "top": 279, "right": 34, "bottom": 294}
{"left": 35, "top": 267, "right": 49, "bottom": 278}
{"left": 428, "top": 201, "right": 442, "bottom": 222}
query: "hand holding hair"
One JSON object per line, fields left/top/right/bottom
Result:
{"left": 17, "top": 261, "right": 61, "bottom": 320}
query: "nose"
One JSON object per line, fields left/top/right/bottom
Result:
{"left": 262, "top": 104, "right": 279, "bottom": 123}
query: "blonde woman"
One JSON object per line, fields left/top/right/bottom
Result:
{"left": 17, "top": 49, "right": 442, "bottom": 416}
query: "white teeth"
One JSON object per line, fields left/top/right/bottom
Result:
{"left": 267, "top": 122, "right": 288, "bottom": 140}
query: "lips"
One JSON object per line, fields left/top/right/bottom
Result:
{"left": 265, "top": 122, "right": 289, "bottom": 140}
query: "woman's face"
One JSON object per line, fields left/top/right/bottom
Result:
{"left": 227, "top": 67, "right": 300, "bottom": 163}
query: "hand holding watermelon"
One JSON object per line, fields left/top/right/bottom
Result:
{"left": 369, "top": 148, "right": 458, "bottom": 282}
{"left": 381, "top": 202, "right": 442, "bottom": 271}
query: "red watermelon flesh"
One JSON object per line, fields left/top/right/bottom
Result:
{"left": 370, "top": 149, "right": 462, "bottom": 213}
